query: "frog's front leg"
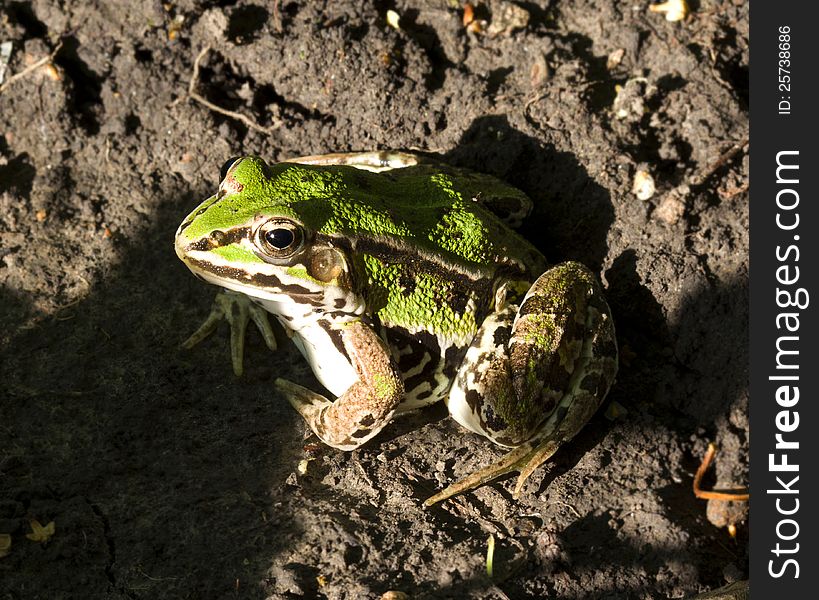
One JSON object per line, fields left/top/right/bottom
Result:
{"left": 276, "top": 319, "right": 405, "bottom": 450}
{"left": 182, "top": 290, "right": 278, "bottom": 376}
{"left": 427, "top": 261, "right": 617, "bottom": 506}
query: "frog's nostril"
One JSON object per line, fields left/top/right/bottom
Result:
{"left": 210, "top": 230, "right": 228, "bottom": 245}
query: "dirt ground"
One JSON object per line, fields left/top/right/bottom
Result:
{"left": 0, "top": 1, "right": 749, "bottom": 598}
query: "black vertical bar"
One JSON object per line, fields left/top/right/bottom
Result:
{"left": 750, "top": 3, "right": 818, "bottom": 597}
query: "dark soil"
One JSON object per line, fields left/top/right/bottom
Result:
{"left": 0, "top": 1, "right": 749, "bottom": 598}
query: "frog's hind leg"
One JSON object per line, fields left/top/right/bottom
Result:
{"left": 427, "top": 262, "right": 617, "bottom": 506}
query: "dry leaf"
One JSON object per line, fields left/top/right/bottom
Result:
{"left": 26, "top": 519, "right": 55, "bottom": 543}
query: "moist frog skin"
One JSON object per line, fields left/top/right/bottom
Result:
{"left": 174, "top": 151, "right": 618, "bottom": 505}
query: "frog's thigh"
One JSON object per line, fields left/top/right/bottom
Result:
{"left": 277, "top": 320, "right": 405, "bottom": 451}
{"left": 448, "top": 261, "right": 617, "bottom": 447}
{"left": 447, "top": 305, "right": 520, "bottom": 443}
{"left": 517, "top": 262, "right": 618, "bottom": 446}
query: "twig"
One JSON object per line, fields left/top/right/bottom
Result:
{"left": 187, "top": 46, "right": 282, "bottom": 134}
{"left": 552, "top": 500, "right": 582, "bottom": 519}
{"left": 693, "top": 443, "right": 749, "bottom": 502}
{"left": 0, "top": 41, "right": 63, "bottom": 95}
{"left": 272, "top": 0, "right": 283, "bottom": 33}
{"left": 690, "top": 136, "right": 749, "bottom": 188}
{"left": 718, "top": 181, "right": 749, "bottom": 200}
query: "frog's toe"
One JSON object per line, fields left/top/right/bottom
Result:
{"left": 181, "top": 302, "right": 225, "bottom": 350}
{"left": 511, "top": 439, "right": 561, "bottom": 498}
{"left": 274, "top": 378, "right": 364, "bottom": 452}
{"left": 423, "top": 438, "right": 563, "bottom": 507}
{"left": 276, "top": 378, "right": 332, "bottom": 422}
{"left": 248, "top": 303, "right": 277, "bottom": 351}
{"left": 422, "top": 442, "right": 539, "bottom": 507}
{"left": 227, "top": 315, "right": 248, "bottom": 376}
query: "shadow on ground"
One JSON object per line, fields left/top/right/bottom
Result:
{"left": 1, "top": 119, "right": 746, "bottom": 599}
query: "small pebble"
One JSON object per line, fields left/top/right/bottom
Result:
{"left": 486, "top": 1, "right": 530, "bottom": 36}
{"left": 607, "top": 48, "right": 625, "bottom": 70}
{"left": 654, "top": 185, "right": 688, "bottom": 224}
{"left": 632, "top": 170, "right": 656, "bottom": 200}
{"left": 649, "top": 0, "right": 689, "bottom": 22}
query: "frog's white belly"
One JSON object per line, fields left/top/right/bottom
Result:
{"left": 252, "top": 297, "right": 359, "bottom": 397}
{"left": 290, "top": 327, "right": 358, "bottom": 397}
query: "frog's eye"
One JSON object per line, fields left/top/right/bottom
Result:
{"left": 220, "top": 156, "right": 242, "bottom": 181}
{"left": 256, "top": 219, "right": 304, "bottom": 259}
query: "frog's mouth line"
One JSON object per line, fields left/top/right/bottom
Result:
{"left": 181, "top": 256, "right": 326, "bottom": 305}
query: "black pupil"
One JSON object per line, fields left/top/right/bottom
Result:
{"left": 265, "top": 228, "right": 294, "bottom": 249}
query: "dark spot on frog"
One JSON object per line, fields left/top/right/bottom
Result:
{"left": 482, "top": 405, "right": 508, "bottom": 434}
{"left": 518, "top": 295, "right": 553, "bottom": 318}
{"left": 359, "top": 414, "right": 376, "bottom": 427}
{"left": 447, "top": 289, "right": 469, "bottom": 314}
{"left": 540, "top": 394, "right": 557, "bottom": 415}
{"left": 398, "top": 273, "right": 416, "bottom": 296}
{"left": 317, "top": 320, "right": 349, "bottom": 359}
{"left": 415, "top": 389, "right": 433, "bottom": 400}
{"left": 443, "top": 344, "right": 468, "bottom": 378}
{"left": 597, "top": 338, "right": 618, "bottom": 359}
{"left": 408, "top": 329, "right": 441, "bottom": 357}
{"left": 395, "top": 342, "right": 428, "bottom": 373}
{"left": 493, "top": 325, "right": 512, "bottom": 347}
{"left": 580, "top": 372, "right": 602, "bottom": 393}
{"left": 465, "top": 389, "right": 483, "bottom": 412}
{"left": 545, "top": 361, "right": 571, "bottom": 395}
{"left": 334, "top": 297, "right": 347, "bottom": 309}
{"left": 351, "top": 427, "right": 371, "bottom": 439}
{"left": 385, "top": 327, "right": 428, "bottom": 373}
{"left": 404, "top": 365, "right": 443, "bottom": 399}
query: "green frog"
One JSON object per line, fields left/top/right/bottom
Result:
{"left": 174, "top": 151, "right": 618, "bottom": 506}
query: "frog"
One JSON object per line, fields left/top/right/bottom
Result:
{"left": 174, "top": 151, "right": 618, "bottom": 506}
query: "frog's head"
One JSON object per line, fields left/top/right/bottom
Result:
{"left": 174, "top": 156, "right": 364, "bottom": 319}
